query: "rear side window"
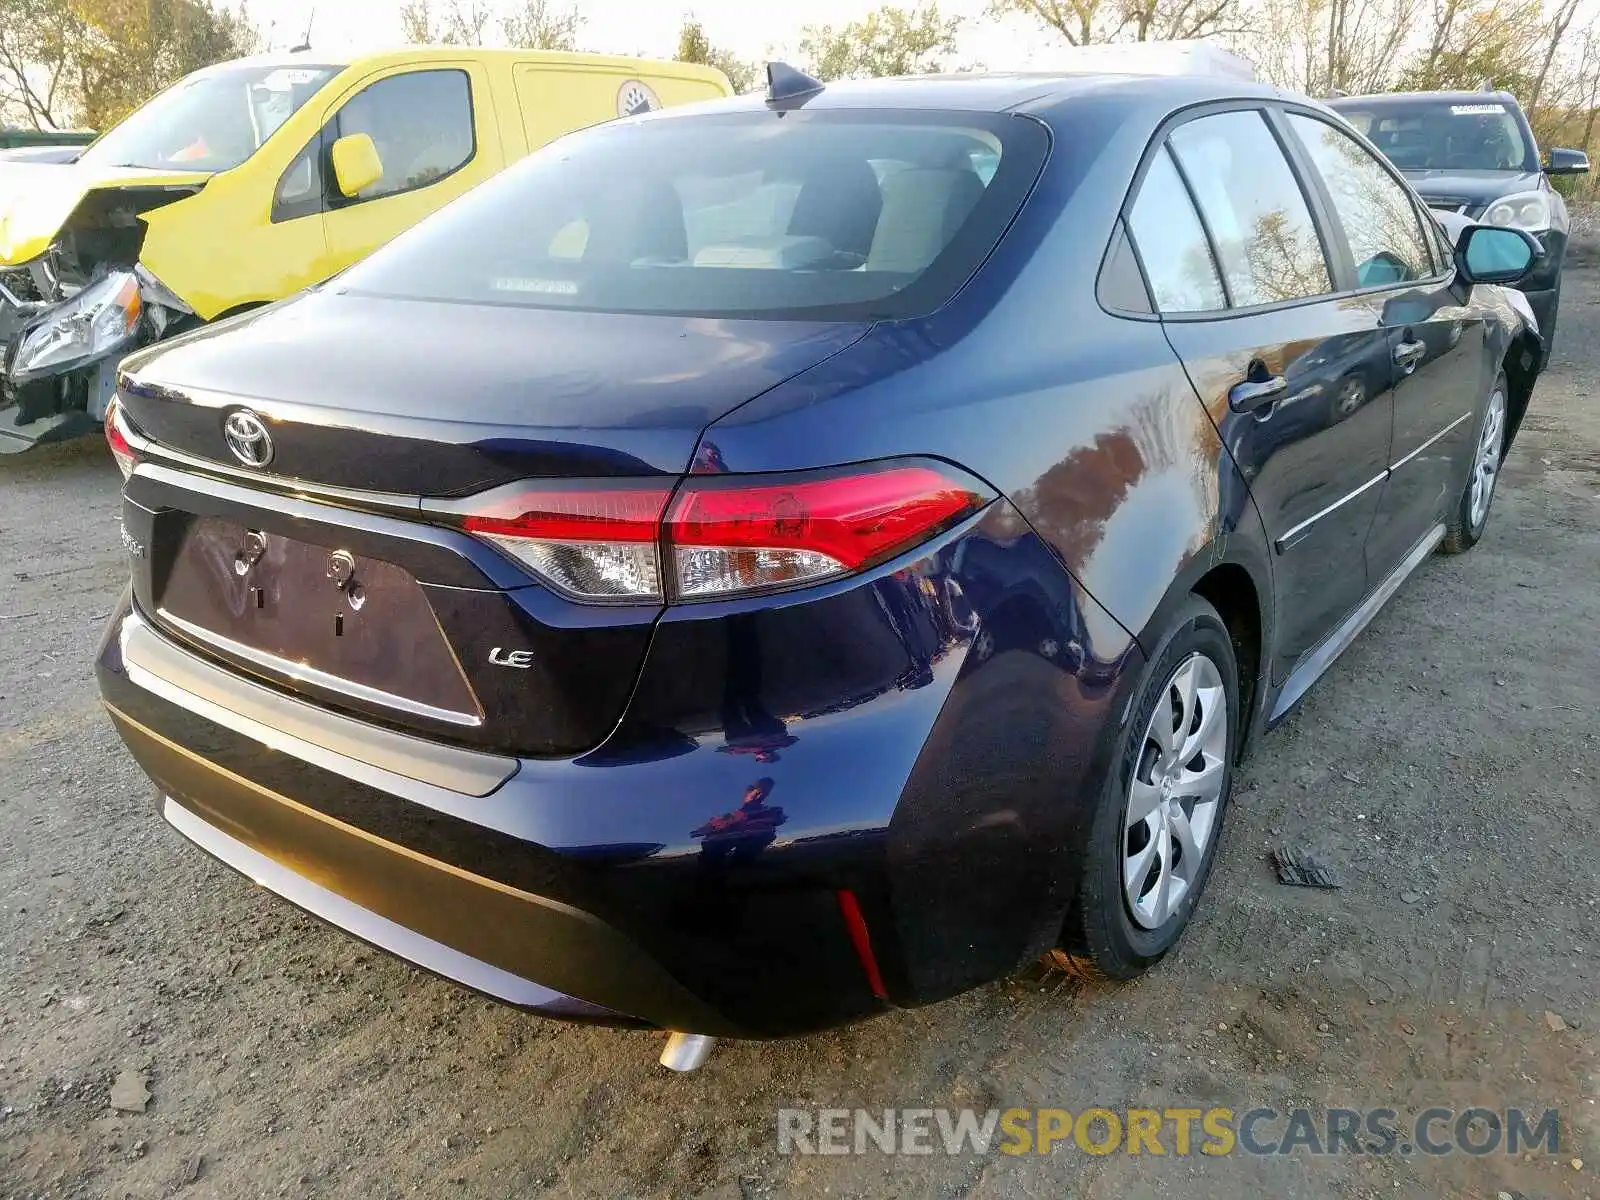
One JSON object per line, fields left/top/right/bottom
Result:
{"left": 1169, "top": 110, "right": 1332, "bottom": 307}
{"left": 1127, "top": 147, "right": 1226, "bottom": 313}
{"left": 338, "top": 109, "right": 1049, "bottom": 321}
{"left": 1286, "top": 113, "right": 1435, "bottom": 287}
{"left": 330, "top": 69, "right": 475, "bottom": 204}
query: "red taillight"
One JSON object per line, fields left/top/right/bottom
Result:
{"left": 459, "top": 461, "right": 989, "bottom": 604}
{"left": 104, "top": 397, "right": 136, "bottom": 481}
{"left": 666, "top": 465, "right": 986, "bottom": 598}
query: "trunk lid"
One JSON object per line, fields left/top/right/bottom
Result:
{"left": 0, "top": 162, "right": 211, "bottom": 265}
{"left": 118, "top": 292, "right": 870, "bottom": 758}
{"left": 118, "top": 290, "right": 871, "bottom": 491}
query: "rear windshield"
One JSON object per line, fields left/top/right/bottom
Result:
{"left": 80, "top": 64, "right": 341, "bottom": 172}
{"left": 337, "top": 109, "right": 1050, "bottom": 321}
{"left": 1333, "top": 100, "right": 1535, "bottom": 173}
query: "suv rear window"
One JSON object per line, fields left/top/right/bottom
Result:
{"left": 338, "top": 109, "right": 1049, "bottom": 321}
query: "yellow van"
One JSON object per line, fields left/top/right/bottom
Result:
{"left": 0, "top": 47, "right": 732, "bottom": 451}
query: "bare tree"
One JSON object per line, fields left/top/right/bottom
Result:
{"left": 398, "top": 0, "right": 434, "bottom": 42}
{"left": 399, "top": 0, "right": 492, "bottom": 45}
{"left": 1400, "top": 0, "right": 1543, "bottom": 91}
{"left": 992, "top": 0, "right": 1243, "bottom": 44}
{"left": 1241, "top": 0, "right": 1416, "bottom": 95}
{"left": 502, "top": 0, "right": 582, "bottom": 50}
{"left": 1529, "top": 0, "right": 1580, "bottom": 109}
{"left": 989, "top": 0, "right": 1104, "bottom": 44}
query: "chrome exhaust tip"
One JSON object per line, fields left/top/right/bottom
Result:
{"left": 659, "top": 1032, "right": 715, "bottom": 1072}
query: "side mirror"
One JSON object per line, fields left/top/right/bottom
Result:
{"left": 1455, "top": 223, "right": 1541, "bottom": 286}
{"left": 330, "top": 133, "right": 383, "bottom": 198}
{"left": 1545, "top": 146, "right": 1590, "bottom": 175}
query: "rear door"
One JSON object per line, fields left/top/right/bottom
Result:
{"left": 318, "top": 63, "right": 503, "bottom": 276}
{"left": 1282, "top": 111, "right": 1487, "bottom": 578}
{"left": 1127, "top": 107, "right": 1398, "bottom": 673}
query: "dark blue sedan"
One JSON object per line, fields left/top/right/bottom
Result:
{"left": 97, "top": 64, "right": 1544, "bottom": 1065}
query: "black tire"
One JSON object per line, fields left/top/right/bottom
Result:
{"left": 1048, "top": 594, "right": 1240, "bottom": 981}
{"left": 1440, "top": 370, "right": 1508, "bottom": 555}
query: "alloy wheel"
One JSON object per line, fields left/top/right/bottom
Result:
{"left": 1469, "top": 386, "right": 1506, "bottom": 530}
{"left": 1123, "top": 653, "right": 1229, "bottom": 930}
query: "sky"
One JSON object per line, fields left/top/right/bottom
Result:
{"left": 247, "top": 0, "right": 1054, "bottom": 69}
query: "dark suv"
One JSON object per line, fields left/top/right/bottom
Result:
{"left": 1330, "top": 90, "right": 1589, "bottom": 360}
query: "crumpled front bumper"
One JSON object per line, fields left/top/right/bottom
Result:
{"left": 0, "top": 273, "right": 183, "bottom": 453}
{"left": 0, "top": 277, "right": 112, "bottom": 452}
{"left": 0, "top": 353, "right": 114, "bottom": 453}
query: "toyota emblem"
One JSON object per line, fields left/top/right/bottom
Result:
{"left": 223, "top": 410, "right": 274, "bottom": 468}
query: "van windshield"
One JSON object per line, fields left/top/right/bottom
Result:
{"left": 338, "top": 109, "right": 1050, "bottom": 321}
{"left": 1335, "top": 100, "right": 1535, "bottom": 173}
{"left": 79, "top": 64, "right": 341, "bottom": 172}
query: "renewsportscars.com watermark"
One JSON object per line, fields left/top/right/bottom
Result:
{"left": 777, "top": 1107, "right": 1563, "bottom": 1157}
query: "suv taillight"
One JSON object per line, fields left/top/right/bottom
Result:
{"left": 104, "top": 396, "right": 136, "bottom": 481}
{"left": 458, "top": 460, "right": 991, "bottom": 603}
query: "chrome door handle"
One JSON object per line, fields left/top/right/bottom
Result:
{"left": 1393, "top": 339, "right": 1426, "bottom": 372}
{"left": 1229, "top": 373, "right": 1288, "bottom": 414}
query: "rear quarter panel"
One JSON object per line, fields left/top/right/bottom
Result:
{"left": 687, "top": 93, "right": 1277, "bottom": 984}
{"left": 697, "top": 93, "right": 1274, "bottom": 658}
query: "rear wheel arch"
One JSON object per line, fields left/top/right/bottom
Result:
{"left": 1133, "top": 539, "right": 1273, "bottom": 756}
{"left": 1190, "top": 562, "right": 1263, "bottom": 758}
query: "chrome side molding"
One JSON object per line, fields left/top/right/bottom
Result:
{"left": 1270, "top": 523, "right": 1446, "bottom": 724}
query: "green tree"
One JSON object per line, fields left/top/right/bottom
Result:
{"left": 675, "top": 16, "right": 756, "bottom": 92}
{"left": 799, "top": 3, "right": 963, "bottom": 81}
{"left": 0, "top": 0, "right": 82, "bottom": 128}
{"left": 66, "top": 0, "right": 258, "bottom": 128}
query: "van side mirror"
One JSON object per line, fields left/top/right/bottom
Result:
{"left": 330, "top": 133, "right": 384, "bottom": 197}
{"left": 1455, "top": 224, "right": 1541, "bottom": 285}
{"left": 1546, "top": 146, "right": 1590, "bottom": 175}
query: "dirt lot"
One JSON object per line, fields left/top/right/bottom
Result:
{"left": 2, "top": 271, "right": 1598, "bottom": 1200}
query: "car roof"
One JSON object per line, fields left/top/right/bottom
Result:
{"left": 187, "top": 46, "right": 728, "bottom": 85}
{"left": 1329, "top": 90, "right": 1524, "bottom": 108}
{"left": 642, "top": 70, "right": 1311, "bottom": 120}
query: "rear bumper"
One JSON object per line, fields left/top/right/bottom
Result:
{"left": 96, "top": 499, "right": 1141, "bottom": 1037}
{"left": 98, "top": 603, "right": 874, "bottom": 1037}
{"left": 157, "top": 795, "right": 641, "bottom": 1024}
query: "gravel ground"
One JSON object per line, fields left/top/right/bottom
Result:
{"left": 2, "top": 270, "right": 1598, "bottom": 1200}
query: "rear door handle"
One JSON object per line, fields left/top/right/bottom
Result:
{"left": 1229, "top": 373, "right": 1288, "bottom": 414}
{"left": 1393, "top": 338, "right": 1426, "bottom": 372}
